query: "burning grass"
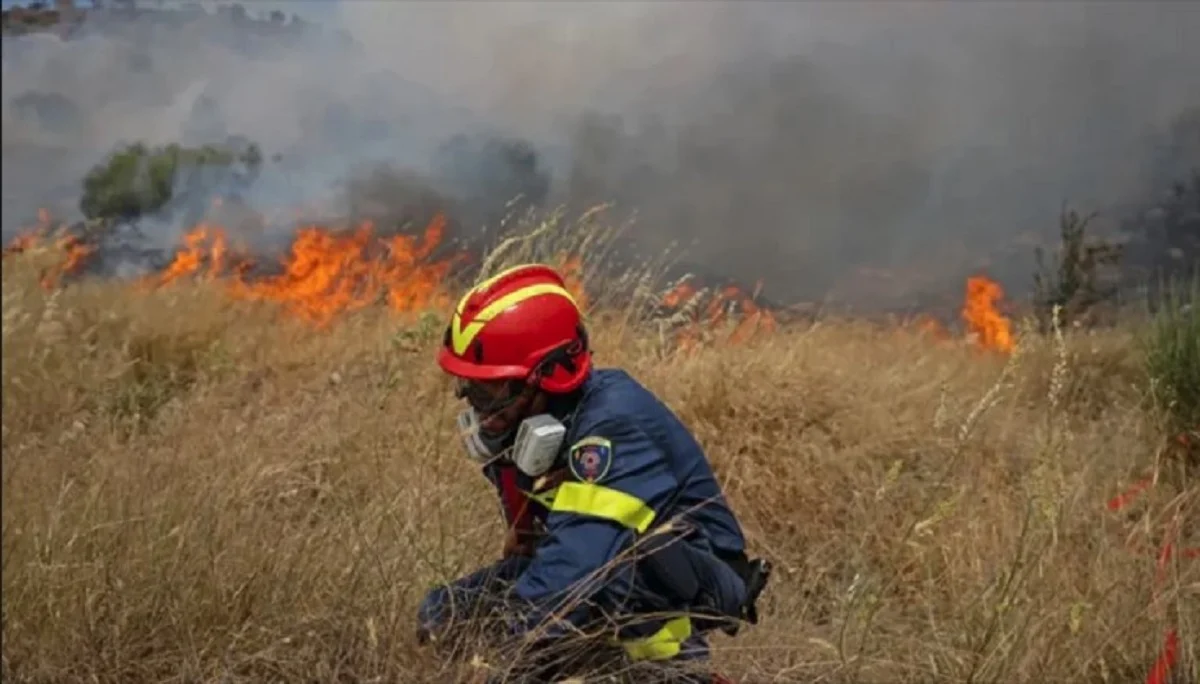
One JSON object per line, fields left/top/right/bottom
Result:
{"left": 2, "top": 211, "right": 1198, "bottom": 684}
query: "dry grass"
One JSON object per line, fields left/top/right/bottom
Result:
{"left": 2, "top": 219, "right": 1198, "bottom": 684}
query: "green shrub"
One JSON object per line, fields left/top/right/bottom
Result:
{"left": 79, "top": 139, "right": 263, "bottom": 223}
{"left": 1140, "top": 275, "right": 1200, "bottom": 440}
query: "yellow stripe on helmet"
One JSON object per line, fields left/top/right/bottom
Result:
{"left": 454, "top": 264, "right": 536, "bottom": 317}
{"left": 449, "top": 282, "right": 579, "bottom": 356}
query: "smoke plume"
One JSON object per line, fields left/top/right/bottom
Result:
{"left": 3, "top": 1, "right": 1198, "bottom": 308}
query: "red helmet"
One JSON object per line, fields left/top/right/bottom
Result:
{"left": 437, "top": 263, "right": 591, "bottom": 393}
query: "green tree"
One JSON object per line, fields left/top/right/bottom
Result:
{"left": 79, "top": 139, "right": 263, "bottom": 223}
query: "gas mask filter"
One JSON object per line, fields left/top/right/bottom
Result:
{"left": 456, "top": 409, "right": 567, "bottom": 477}
{"left": 510, "top": 414, "right": 567, "bottom": 476}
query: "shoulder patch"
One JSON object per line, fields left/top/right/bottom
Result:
{"left": 567, "top": 436, "right": 613, "bottom": 484}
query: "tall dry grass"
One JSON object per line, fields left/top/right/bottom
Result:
{"left": 2, "top": 216, "right": 1198, "bottom": 684}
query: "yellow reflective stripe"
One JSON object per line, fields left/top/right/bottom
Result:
{"left": 548, "top": 482, "right": 687, "bottom": 662}
{"left": 454, "top": 264, "right": 533, "bottom": 316}
{"left": 450, "top": 282, "right": 578, "bottom": 355}
{"left": 550, "top": 482, "right": 656, "bottom": 533}
{"left": 619, "top": 616, "right": 693, "bottom": 661}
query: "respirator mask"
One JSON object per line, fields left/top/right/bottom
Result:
{"left": 453, "top": 377, "right": 567, "bottom": 477}
{"left": 457, "top": 409, "right": 566, "bottom": 476}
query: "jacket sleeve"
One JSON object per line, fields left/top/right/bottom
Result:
{"left": 508, "top": 417, "right": 680, "bottom": 636}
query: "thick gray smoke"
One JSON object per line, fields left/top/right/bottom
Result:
{"left": 3, "top": 1, "right": 1199, "bottom": 308}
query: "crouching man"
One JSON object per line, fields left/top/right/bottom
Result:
{"left": 417, "top": 264, "right": 771, "bottom": 683}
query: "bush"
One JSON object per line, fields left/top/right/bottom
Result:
{"left": 79, "top": 139, "right": 263, "bottom": 223}
{"left": 1141, "top": 275, "right": 1200, "bottom": 445}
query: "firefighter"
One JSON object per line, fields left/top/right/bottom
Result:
{"left": 417, "top": 263, "right": 770, "bottom": 682}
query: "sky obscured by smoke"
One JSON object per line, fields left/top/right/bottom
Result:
{"left": 3, "top": 1, "right": 1198, "bottom": 307}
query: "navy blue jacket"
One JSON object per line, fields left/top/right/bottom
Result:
{"left": 481, "top": 368, "right": 748, "bottom": 644}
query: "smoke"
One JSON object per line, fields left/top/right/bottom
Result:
{"left": 3, "top": 1, "right": 1199, "bottom": 308}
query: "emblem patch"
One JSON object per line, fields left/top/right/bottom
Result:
{"left": 568, "top": 436, "right": 613, "bottom": 484}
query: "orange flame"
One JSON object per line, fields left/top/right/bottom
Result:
{"left": 1, "top": 210, "right": 96, "bottom": 289}
{"left": 660, "top": 278, "right": 777, "bottom": 351}
{"left": 151, "top": 214, "right": 463, "bottom": 326}
{"left": 43, "top": 234, "right": 97, "bottom": 289}
{"left": 0, "top": 214, "right": 1014, "bottom": 356}
{"left": 4, "top": 209, "right": 771, "bottom": 345}
{"left": 962, "top": 275, "right": 1014, "bottom": 353}
{"left": 156, "top": 224, "right": 230, "bottom": 286}
{"left": 2, "top": 232, "right": 39, "bottom": 257}
{"left": 1, "top": 210, "right": 589, "bottom": 328}
{"left": 662, "top": 282, "right": 699, "bottom": 309}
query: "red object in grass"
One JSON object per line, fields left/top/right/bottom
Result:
{"left": 1107, "top": 477, "right": 1153, "bottom": 511}
{"left": 1145, "top": 629, "right": 1179, "bottom": 684}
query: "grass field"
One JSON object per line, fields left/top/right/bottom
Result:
{"left": 2, "top": 215, "right": 1197, "bottom": 684}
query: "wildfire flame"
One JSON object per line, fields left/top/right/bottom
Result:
{"left": 658, "top": 278, "right": 777, "bottom": 350}
{"left": 43, "top": 234, "right": 97, "bottom": 289}
{"left": 1, "top": 210, "right": 96, "bottom": 289}
{"left": 2, "top": 210, "right": 596, "bottom": 331}
{"left": 156, "top": 224, "right": 230, "bottom": 286}
{"left": 962, "top": 275, "right": 1014, "bottom": 353}
{"left": 3, "top": 209, "right": 1013, "bottom": 356}
{"left": 152, "top": 214, "right": 462, "bottom": 326}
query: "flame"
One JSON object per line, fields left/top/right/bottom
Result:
{"left": 729, "top": 298, "right": 777, "bottom": 345}
{"left": 146, "top": 215, "right": 597, "bottom": 328}
{"left": 42, "top": 234, "right": 97, "bottom": 289}
{"left": 662, "top": 282, "right": 699, "bottom": 309}
{"left": 151, "top": 214, "right": 462, "bottom": 326}
{"left": 961, "top": 275, "right": 1014, "bottom": 353}
{"left": 1, "top": 210, "right": 96, "bottom": 289}
{"left": 2, "top": 232, "right": 40, "bottom": 258}
{"left": 1, "top": 211, "right": 1014, "bottom": 357}
{"left": 659, "top": 278, "right": 777, "bottom": 351}
{"left": 2, "top": 209, "right": 604, "bottom": 330}
{"left": 156, "top": 224, "right": 230, "bottom": 286}
{"left": 5, "top": 208, "right": 768, "bottom": 346}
